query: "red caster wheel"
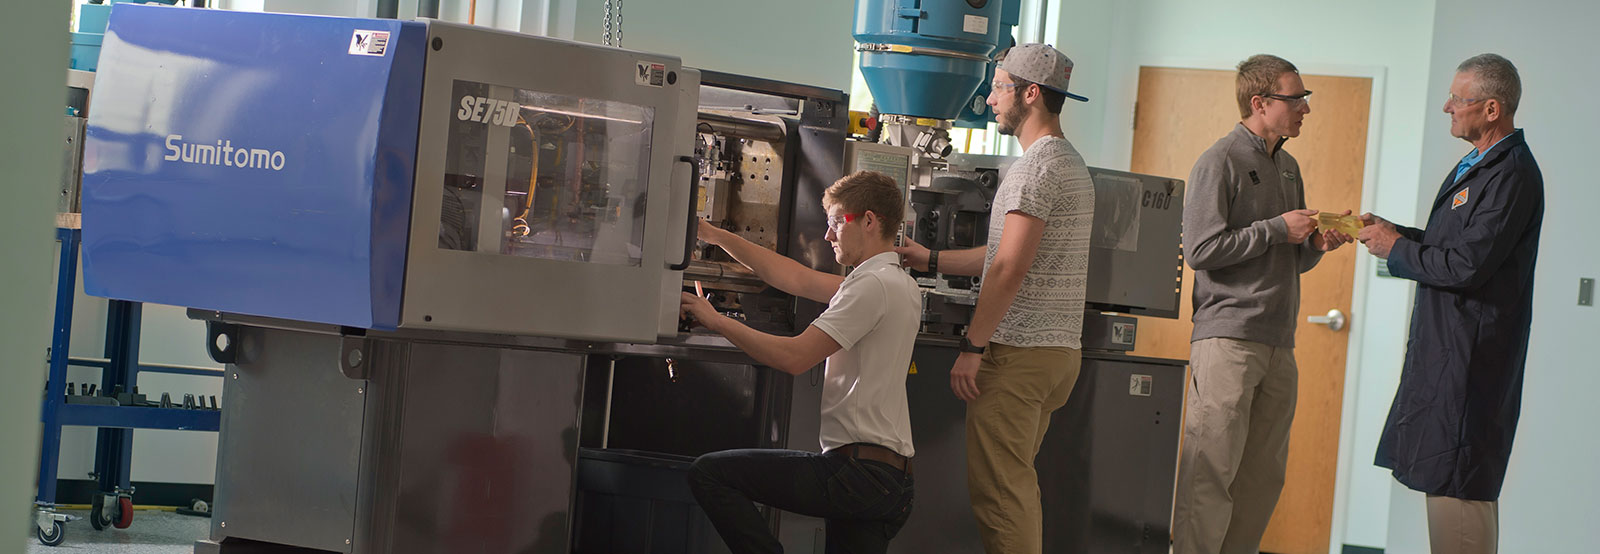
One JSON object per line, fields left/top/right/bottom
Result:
{"left": 112, "top": 496, "right": 133, "bottom": 529}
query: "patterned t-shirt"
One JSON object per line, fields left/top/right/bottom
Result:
{"left": 984, "top": 136, "right": 1095, "bottom": 349}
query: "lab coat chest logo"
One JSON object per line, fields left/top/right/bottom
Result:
{"left": 1452, "top": 188, "right": 1469, "bottom": 210}
{"left": 1281, "top": 170, "right": 1297, "bottom": 181}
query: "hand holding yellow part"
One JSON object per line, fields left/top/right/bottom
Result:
{"left": 1316, "top": 211, "right": 1365, "bottom": 238}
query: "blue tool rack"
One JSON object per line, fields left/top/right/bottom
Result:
{"left": 35, "top": 226, "right": 222, "bottom": 545}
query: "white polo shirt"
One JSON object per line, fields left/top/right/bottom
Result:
{"left": 808, "top": 251, "right": 921, "bottom": 458}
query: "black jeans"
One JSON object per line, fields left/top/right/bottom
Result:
{"left": 687, "top": 447, "right": 914, "bottom": 554}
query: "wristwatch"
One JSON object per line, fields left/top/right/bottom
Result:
{"left": 957, "top": 337, "right": 987, "bottom": 354}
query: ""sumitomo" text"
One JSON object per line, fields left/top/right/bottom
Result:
{"left": 164, "top": 134, "right": 286, "bottom": 171}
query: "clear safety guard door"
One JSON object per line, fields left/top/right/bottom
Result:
{"left": 403, "top": 22, "right": 700, "bottom": 342}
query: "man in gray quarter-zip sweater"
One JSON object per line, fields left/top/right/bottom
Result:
{"left": 1170, "top": 54, "right": 1354, "bottom": 554}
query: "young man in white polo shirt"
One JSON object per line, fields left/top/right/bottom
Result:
{"left": 679, "top": 170, "right": 921, "bottom": 554}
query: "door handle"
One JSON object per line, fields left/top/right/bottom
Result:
{"left": 668, "top": 155, "right": 700, "bottom": 271}
{"left": 1306, "top": 308, "right": 1347, "bottom": 331}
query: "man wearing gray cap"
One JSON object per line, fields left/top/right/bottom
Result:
{"left": 898, "top": 43, "right": 1094, "bottom": 554}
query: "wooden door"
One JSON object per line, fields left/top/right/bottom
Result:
{"left": 1129, "top": 66, "right": 1370, "bottom": 554}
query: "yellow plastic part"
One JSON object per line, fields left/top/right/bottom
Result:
{"left": 1316, "top": 212, "right": 1365, "bottom": 237}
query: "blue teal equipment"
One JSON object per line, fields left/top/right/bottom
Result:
{"left": 71, "top": 0, "right": 179, "bottom": 72}
{"left": 853, "top": 0, "right": 1020, "bottom": 121}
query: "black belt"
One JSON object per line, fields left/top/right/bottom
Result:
{"left": 834, "top": 443, "right": 913, "bottom": 475}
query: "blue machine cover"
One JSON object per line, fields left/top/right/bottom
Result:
{"left": 854, "top": 0, "right": 1019, "bottom": 120}
{"left": 81, "top": 5, "right": 426, "bottom": 329}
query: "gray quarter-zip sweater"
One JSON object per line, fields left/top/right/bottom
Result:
{"left": 1184, "top": 123, "right": 1324, "bottom": 348}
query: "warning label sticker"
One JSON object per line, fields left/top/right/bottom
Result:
{"left": 635, "top": 61, "right": 666, "bottom": 87}
{"left": 1128, "top": 374, "right": 1153, "bottom": 397}
{"left": 349, "top": 30, "right": 391, "bottom": 57}
{"left": 963, "top": 14, "right": 989, "bottom": 34}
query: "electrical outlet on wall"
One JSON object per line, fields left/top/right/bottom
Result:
{"left": 1376, "top": 258, "right": 1395, "bottom": 278}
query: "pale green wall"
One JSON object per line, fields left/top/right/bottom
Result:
{"left": 1, "top": 0, "right": 71, "bottom": 543}
{"left": 572, "top": 0, "right": 856, "bottom": 92}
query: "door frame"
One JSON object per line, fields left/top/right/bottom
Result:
{"left": 1108, "top": 56, "right": 1389, "bottom": 554}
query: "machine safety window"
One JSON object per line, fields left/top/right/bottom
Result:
{"left": 441, "top": 80, "right": 656, "bottom": 266}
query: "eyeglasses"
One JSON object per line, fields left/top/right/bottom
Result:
{"left": 1445, "top": 93, "right": 1484, "bottom": 108}
{"left": 1262, "top": 90, "right": 1313, "bottom": 108}
{"left": 990, "top": 81, "right": 1021, "bottom": 92}
{"left": 826, "top": 213, "right": 862, "bottom": 233}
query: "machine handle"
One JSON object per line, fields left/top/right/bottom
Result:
{"left": 668, "top": 155, "right": 700, "bottom": 271}
{"left": 1306, "top": 308, "right": 1347, "bottom": 332}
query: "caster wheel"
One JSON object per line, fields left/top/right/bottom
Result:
{"left": 90, "top": 495, "right": 112, "bottom": 531}
{"left": 37, "top": 521, "right": 65, "bottom": 546}
{"left": 113, "top": 496, "right": 134, "bottom": 529}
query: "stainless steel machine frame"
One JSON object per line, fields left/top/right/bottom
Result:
{"left": 200, "top": 318, "right": 588, "bottom": 553}
{"left": 194, "top": 313, "right": 779, "bottom": 554}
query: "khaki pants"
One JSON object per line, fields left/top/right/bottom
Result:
{"left": 1172, "top": 337, "right": 1298, "bottom": 554}
{"left": 1427, "top": 494, "right": 1498, "bottom": 554}
{"left": 965, "top": 343, "right": 1082, "bottom": 554}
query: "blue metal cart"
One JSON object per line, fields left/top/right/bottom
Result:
{"left": 34, "top": 226, "right": 222, "bottom": 546}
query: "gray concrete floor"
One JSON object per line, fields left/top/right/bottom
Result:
{"left": 26, "top": 509, "right": 207, "bottom": 553}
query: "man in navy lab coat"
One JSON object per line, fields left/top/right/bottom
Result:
{"left": 1357, "top": 53, "right": 1543, "bottom": 554}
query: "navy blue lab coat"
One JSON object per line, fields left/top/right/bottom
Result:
{"left": 1374, "top": 129, "right": 1544, "bottom": 501}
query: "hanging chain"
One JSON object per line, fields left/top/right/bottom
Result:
{"left": 613, "top": 0, "right": 624, "bottom": 47}
{"left": 601, "top": 0, "right": 623, "bottom": 47}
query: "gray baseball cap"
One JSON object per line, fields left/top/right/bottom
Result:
{"left": 996, "top": 43, "right": 1089, "bottom": 103}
